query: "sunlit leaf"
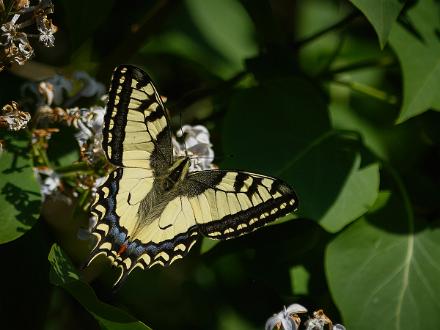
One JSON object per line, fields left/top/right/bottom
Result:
{"left": 290, "top": 265, "right": 310, "bottom": 295}
{"left": 326, "top": 192, "right": 440, "bottom": 329}
{"left": 48, "top": 244, "right": 152, "bottom": 330}
{"left": 185, "top": 0, "right": 257, "bottom": 73}
{"left": 350, "top": 0, "right": 404, "bottom": 48}
{"left": 0, "top": 134, "right": 41, "bottom": 244}
{"left": 390, "top": 0, "right": 440, "bottom": 123}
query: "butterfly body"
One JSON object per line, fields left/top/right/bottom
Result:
{"left": 85, "top": 65, "right": 298, "bottom": 288}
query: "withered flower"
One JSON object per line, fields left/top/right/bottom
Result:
{"left": 0, "top": 0, "right": 56, "bottom": 68}
{"left": 0, "top": 101, "right": 31, "bottom": 131}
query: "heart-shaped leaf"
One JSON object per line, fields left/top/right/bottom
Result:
{"left": 326, "top": 192, "right": 440, "bottom": 329}
{"left": 390, "top": 0, "right": 440, "bottom": 123}
{"left": 0, "top": 134, "right": 41, "bottom": 244}
{"left": 350, "top": 0, "right": 404, "bottom": 48}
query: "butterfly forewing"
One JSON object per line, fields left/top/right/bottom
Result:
{"left": 180, "top": 170, "right": 298, "bottom": 239}
{"left": 104, "top": 65, "right": 172, "bottom": 172}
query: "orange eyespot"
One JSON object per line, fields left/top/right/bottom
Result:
{"left": 117, "top": 244, "right": 127, "bottom": 256}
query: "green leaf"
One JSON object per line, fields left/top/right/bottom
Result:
{"left": 326, "top": 193, "right": 440, "bottom": 329}
{"left": 350, "top": 0, "right": 404, "bottom": 48}
{"left": 200, "top": 237, "right": 219, "bottom": 254}
{"left": 186, "top": 0, "right": 257, "bottom": 71}
{"left": 0, "top": 134, "right": 41, "bottom": 244}
{"left": 318, "top": 158, "right": 379, "bottom": 232}
{"left": 47, "top": 127, "right": 80, "bottom": 167}
{"left": 329, "top": 85, "right": 431, "bottom": 171}
{"left": 223, "top": 76, "right": 331, "bottom": 174}
{"left": 289, "top": 265, "right": 310, "bottom": 295}
{"left": 48, "top": 244, "right": 152, "bottom": 330}
{"left": 223, "top": 77, "right": 378, "bottom": 230}
{"left": 278, "top": 134, "right": 379, "bottom": 232}
{"left": 390, "top": 0, "right": 440, "bottom": 123}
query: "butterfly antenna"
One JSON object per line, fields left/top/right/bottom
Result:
{"left": 178, "top": 110, "right": 189, "bottom": 158}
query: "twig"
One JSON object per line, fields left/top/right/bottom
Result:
{"left": 332, "top": 78, "right": 397, "bottom": 104}
{"left": 321, "top": 57, "right": 396, "bottom": 78}
{"left": 169, "top": 70, "right": 249, "bottom": 110}
{"left": 96, "top": 0, "right": 181, "bottom": 80}
{"left": 293, "top": 12, "right": 359, "bottom": 49}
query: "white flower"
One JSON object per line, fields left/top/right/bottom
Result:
{"left": 172, "top": 125, "right": 215, "bottom": 171}
{"left": 34, "top": 167, "right": 61, "bottom": 199}
{"left": 265, "top": 304, "right": 307, "bottom": 330}
{"left": 67, "top": 106, "right": 105, "bottom": 163}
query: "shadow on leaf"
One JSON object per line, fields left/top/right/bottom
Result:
{"left": 2, "top": 182, "right": 41, "bottom": 228}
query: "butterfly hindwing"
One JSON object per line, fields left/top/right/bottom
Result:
{"left": 122, "top": 170, "right": 297, "bottom": 270}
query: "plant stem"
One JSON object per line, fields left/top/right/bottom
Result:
{"left": 322, "top": 57, "right": 396, "bottom": 77}
{"left": 96, "top": 0, "right": 180, "bottom": 80}
{"left": 170, "top": 70, "right": 248, "bottom": 110}
{"left": 55, "top": 162, "right": 91, "bottom": 174}
{"left": 293, "top": 12, "right": 359, "bottom": 49}
{"left": 332, "top": 78, "right": 398, "bottom": 104}
{"left": 5, "top": 0, "right": 14, "bottom": 16}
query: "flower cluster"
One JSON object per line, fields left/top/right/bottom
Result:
{"left": 172, "top": 124, "right": 215, "bottom": 171}
{"left": 22, "top": 71, "right": 106, "bottom": 201}
{"left": 0, "top": 0, "right": 56, "bottom": 70}
{"left": 265, "top": 304, "right": 345, "bottom": 330}
{"left": 0, "top": 100, "right": 30, "bottom": 130}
